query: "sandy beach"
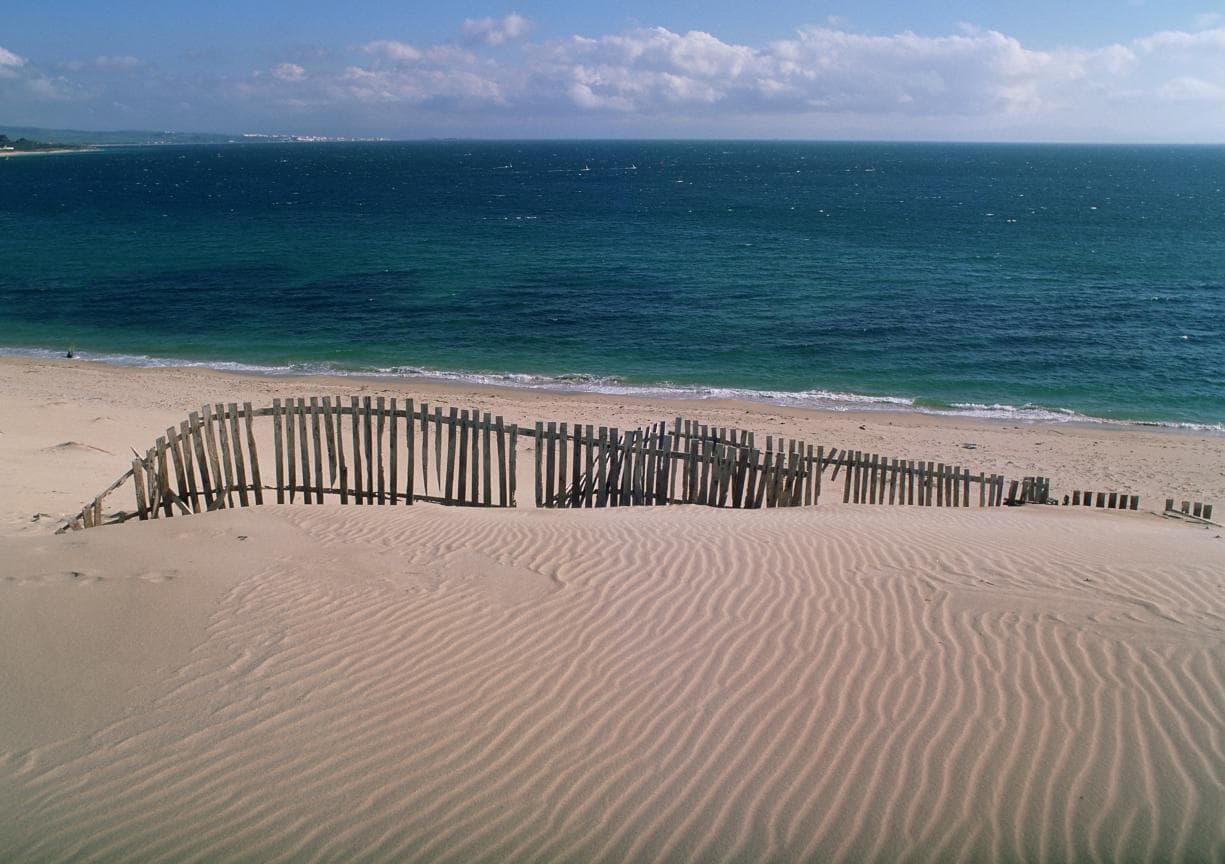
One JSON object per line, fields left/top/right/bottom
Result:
{"left": 1, "top": 356, "right": 1223, "bottom": 861}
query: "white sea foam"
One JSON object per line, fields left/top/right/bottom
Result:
{"left": 4, "top": 346, "right": 1221, "bottom": 433}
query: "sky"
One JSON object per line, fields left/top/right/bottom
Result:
{"left": 3, "top": 1, "right": 1225, "bottom": 141}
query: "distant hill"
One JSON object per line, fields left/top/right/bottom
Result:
{"left": 0, "top": 126, "right": 246, "bottom": 146}
{"left": 0, "top": 126, "right": 382, "bottom": 146}
{"left": 0, "top": 133, "right": 91, "bottom": 152}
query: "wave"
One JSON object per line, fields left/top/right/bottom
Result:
{"left": 3, "top": 345, "right": 1222, "bottom": 433}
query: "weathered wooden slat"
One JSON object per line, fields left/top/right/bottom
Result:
{"left": 227, "top": 402, "right": 249, "bottom": 507}
{"left": 567, "top": 421, "right": 581, "bottom": 507}
{"left": 557, "top": 422, "right": 569, "bottom": 507}
{"left": 167, "top": 425, "right": 190, "bottom": 514}
{"left": 495, "top": 416, "right": 507, "bottom": 507}
{"left": 612, "top": 428, "right": 632, "bottom": 504}
{"left": 592, "top": 427, "right": 607, "bottom": 507}
{"left": 295, "top": 398, "right": 311, "bottom": 505}
{"left": 659, "top": 422, "right": 673, "bottom": 500}
{"left": 583, "top": 422, "right": 597, "bottom": 508}
{"left": 433, "top": 406, "right": 444, "bottom": 494}
{"left": 776, "top": 444, "right": 791, "bottom": 508}
{"left": 738, "top": 447, "right": 755, "bottom": 509}
{"left": 132, "top": 457, "right": 149, "bottom": 520}
{"left": 814, "top": 445, "right": 823, "bottom": 505}
{"left": 362, "top": 396, "right": 375, "bottom": 504}
{"left": 763, "top": 444, "right": 776, "bottom": 508}
{"left": 404, "top": 399, "right": 415, "bottom": 505}
{"left": 483, "top": 412, "right": 493, "bottom": 506}
{"left": 189, "top": 411, "right": 214, "bottom": 510}
{"left": 212, "top": 403, "right": 236, "bottom": 508}
{"left": 419, "top": 401, "right": 429, "bottom": 496}
{"left": 613, "top": 429, "right": 627, "bottom": 507}
{"left": 697, "top": 430, "right": 713, "bottom": 505}
{"left": 508, "top": 422, "right": 519, "bottom": 507}
{"left": 457, "top": 409, "right": 470, "bottom": 505}
{"left": 321, "top": 396, "right": 337, "bottom": 487}
{"left": 272, "top": 400, "right": 285, "bottom": 504}
{"left": 333, "top": 399, "right": 348, "bottom": 505}
{"left": 534, "top": 421, "right": 545, "bottom": 508}
{"left": 547, "top": 421, "right": 561, "bottom": 507}
{"left": 470, "top": 408, "right": 480, "bottom": 504}
{"left": 179, "top": 420, "right": 201, "bottom": 513}
{"left": 155, "top": 438, "right": 173, "bottom": 517}
{"left": 375, "top": 396, "right": 386, "bottom": 505}
{"left": 444, "top": 407, "right": 457, "bottom": 505}
{"left": 202, "top": 405, "right": 226, "bottom": 509}
{"left": 765, "top": 450, "right": 781, "bottom": 508}
{"left": 658, "top": 428, "right": 672, "bottom": 505}
{"left": 640, "top": 430, "right": 653, "bottom": 506}
{"left": 388, "top": 398, "right": 399, "bottom": 505}
{"left": 242, "top": 402, "right": 263, "bottom": 505}
{"left": 282, "top": 400, "right": 298, "bottom": 503}
{"left": 349, "top": 397, "right": 363, "bottom": 504}
{"left": 644, "top": 428, "right": 658, "bottom": 505}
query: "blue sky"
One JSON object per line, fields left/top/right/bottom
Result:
{"left": 3, "top": 1, "right": 1225, "bottom": 140}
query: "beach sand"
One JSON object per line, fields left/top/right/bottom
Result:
{"left": 1, "top": 357, "right": 1223, "bottom": 861}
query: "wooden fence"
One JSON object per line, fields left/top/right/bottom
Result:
{"left": 824, "top": 449, "right": 1008, "bottom": 508}
{"left": 65, "top": 399, "right": 1178, "bottom": 531}
{"left": 67, "top": 397, "right": 517, "bottom": 530}
{"left": 533, "top": 422, "right": 1017, "bottom": 511}
{"left": 533, "top": 420, "right": 817, "bottom": 509}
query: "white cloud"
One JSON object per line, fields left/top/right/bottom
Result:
{"left": 462, "top": 13, "right": 530, "bottom": 46}
{"left": 1159, "top": 75, "right": 1225, "bottom": 102}
{"left": 13, "top": 20, "right": 1225, "bottom": 140}
{"left": 0, "top": 45, "right": 25, "bottom": 76}
{"left": 95, "top": 55, "right": 142, "bottom": 70}
{"left": 1135, "top": 26, "right": 1225, "bottom": 52}
{"left": 62, "top": 54, "right": 144, "bottom": 72}
{"left": 363, "top": 40, "right": 422, "bottom": 62}
{"left": 273, "top": 63, "right": 306, "bottom": 82}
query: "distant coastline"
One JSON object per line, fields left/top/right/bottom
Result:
{"left": 0, "top": 132, "right": 95, "bottom": 157}
{"left": 0, "top": 147, "right": 98, "bottom": 158}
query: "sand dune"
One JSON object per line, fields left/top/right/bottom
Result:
{"left": 3, "top": 503, "right": 1222, "bottom": 862}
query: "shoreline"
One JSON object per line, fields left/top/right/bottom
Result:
{"left": 3, "top": 347, "right": 1220, "bottom": 435}
{"left": 0, "top": 147, "right": 98, "bottom": 158}
{"left": 3, "top": 355, "right": 1222, "bottom": 532}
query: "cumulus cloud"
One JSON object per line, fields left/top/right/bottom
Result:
{"left": 462, "top": 13, "right": 530, "bottom": 46}
{"left": 9, "top": 20, "right": 1225, "bottom": 140}
{"left": 62, "top": 54, "right": 144, "bottom": 72}
{"left": 363, "top": 40, "right": 422, "bottom": 62}
{"left": 272, "top": 62, "right": 306, "bottom": 82}
{"left": 0, "top": 45, "right": 25, "bottom": 75}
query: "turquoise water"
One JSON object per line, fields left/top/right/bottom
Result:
{"left": 1, "top": 141, "right": 1222, "bottom": 426}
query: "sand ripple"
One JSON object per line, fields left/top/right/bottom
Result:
{"left": 2, "top": 506, "right": 1223, "bottom": 862}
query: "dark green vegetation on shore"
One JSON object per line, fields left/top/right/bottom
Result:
{"left": 0, "top": 133, "right": 89, "bottom": 152}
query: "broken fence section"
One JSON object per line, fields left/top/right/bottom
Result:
{"left": 66, "top": 398, "right": 517, "bottom": 530}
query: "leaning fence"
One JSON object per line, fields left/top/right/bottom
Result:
{"left": 65, "top": 398, "right": 1199, "bottom": 531}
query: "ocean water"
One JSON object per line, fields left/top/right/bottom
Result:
{"left": 1, "top": 141, "right": 1222, "bottom": 427}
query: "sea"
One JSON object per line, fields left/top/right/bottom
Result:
{"left": 1, "top": 140, "right": 1222, "bottom": 429}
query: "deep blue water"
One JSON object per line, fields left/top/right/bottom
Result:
{"left": 1, "top": 141, "right": 1222, "bottom": 426}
